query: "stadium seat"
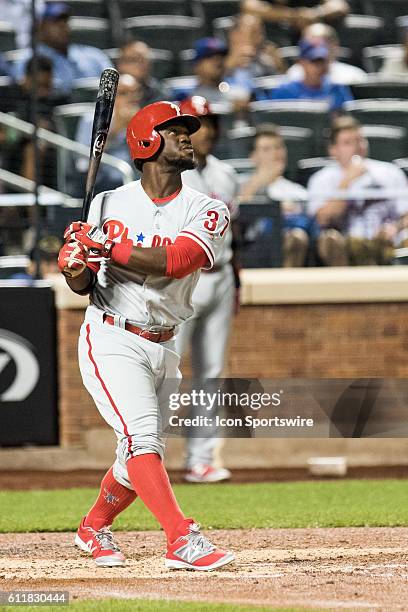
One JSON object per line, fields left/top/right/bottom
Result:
{"left": 212, "top": 15, "right": 292, "bottom": 47}
{"left": 0, "top": 255, "right": 29, "bottom": 280}
{"left": 178, "top": 48, "right": 196, "bottom": 76}
{"left": 361, "top": 0, "right": 408, "bottom": 43}
{"left": 223, "top": 158, "right": 255, "bottom": 175}
{"left": 351, "top": 77, "right": 408, "bottom": 100}
{"left": 345, "top": 99, "right": 408, "bottom": 132}
{"left": 118, "top": 0, "right": 188, "bottom": 19}
{"left": 393, "top": 157, "right": 408, "bottom": 179}
{"left": 59, "top": 0, "right": 106, "bottom": 18}
{"left": 222, "top": 125, "right": 314, "bottom": 182}
{"left": 362, "top": 45, "right": 402, "bottom": 73}
{"left": 395, "top": 16, "right": 408, "bottom": 43}
{"left": 70, "top": 78, "right": 100, "bottom": 103}
{"left": 54, "top": 103, "right": 94, "bottom": 140}
{"left": 249, "top": 100, "right": 330, "bottom": 157}
{"left": 336, "top": 15, "right": 384, "bottom": 67}
{"left": 362, "top": 125, "right": 408, "bottom": 162}
{"left": 69, "top": 17, "right": 113, "bottom": 50}
{"left": 296, "top": 157, "right": 334, "bottom": 187}
{"left": 280, "top": 45, "right": 353, "bottom": 68}
{"left": 193, "top": 0, "right": 241, "bottom": 35}
{"left": 0, "top": 21, "right": 16, "bottom": 53}
{"left": 123, "top": 16, "right": 204, "bottom": 56}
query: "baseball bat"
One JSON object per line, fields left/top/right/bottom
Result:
{"left": 80, "top": 68, "right": 119, "bottom": 222}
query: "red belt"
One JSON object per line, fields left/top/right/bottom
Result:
{"left": 103, "top": 314, "right": 174, "bottom": 343}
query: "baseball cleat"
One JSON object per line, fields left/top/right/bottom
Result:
{"left": 165, "top": 522, "right": 234, "bottom": 571}
{"left": 75, "top": 518, "right": 125, "bottom": 567}
{"left": 184, "top": 464, "right": 231, "bottom": 483}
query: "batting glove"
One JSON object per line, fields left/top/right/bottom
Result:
{"left": 58, "top": 241, "right": 89, "bottom": 278}
{"left": 64, "top": 221, "right": 133, "bottom": 266}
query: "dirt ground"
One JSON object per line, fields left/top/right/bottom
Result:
{"left": 1, "top": 465, "right": 408, "bottom": 489}
{"left": 1, "top": 528, "right": 408, "bottom": 610}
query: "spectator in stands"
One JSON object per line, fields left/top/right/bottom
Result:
{"left": 1, "top": 55, "right": 57, "bottom": 187}
{"left": 10, "top": 235, "right": 62, "bottom": 281}
{"left": 13, "top": 2, "right": 112, "bottom": 99}
{"left": 74, "top": 74, "right": 141, "bottom": 194}
{"left": 116, "top": 40, "right": 170, "bottom": 106}
{"left": 0, "top": 0, "right": 44, "bottom": 49}
{"left": 239, "top": 123, "right": 314, "bottom": 267}
{"left": 241, "top": 0, "right": 349, "bottom": 32}
{"left": 264, "top": 39, "right": 353, "bottom": 111}
{"left": 308, "top": 115, "right": 408, "bottom": 265}
{"left": 287, "top": 23, "right": 366, "bottom": 85}
{"left": 380, "top": 32, "right": 408, "bottom": 78}
{"left": 225, "top": 13, "right": 287, "bottom": 83}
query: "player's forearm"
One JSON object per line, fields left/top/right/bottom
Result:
{"left": 126, "top": 246, "right": 168, "bottom": 276}
{"left": 65, "top": 267, "right": 96, "bottom": 295}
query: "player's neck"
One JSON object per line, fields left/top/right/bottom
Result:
{"left": 141, "top": 169, "right": 182, "bottom": 200}
{"left": 195, "top": 154, "right": 207, "bottom": 170}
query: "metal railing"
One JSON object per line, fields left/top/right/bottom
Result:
{"left": 0, "top": 111, "right": 135, "bottom": 197}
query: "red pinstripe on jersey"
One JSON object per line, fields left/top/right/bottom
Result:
{"left": 85, "top": 324, "right": 133, "bottom": 457}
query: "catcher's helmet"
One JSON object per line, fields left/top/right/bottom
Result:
{"left": 126, "top": 101, "right": 201, "bottom": 161}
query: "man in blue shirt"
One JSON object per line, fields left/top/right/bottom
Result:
{"left": 265, "top": 39, "right": 353, "bottom": 111}
{"left": 13, "top": 2, "right": 112, "bottom": 99}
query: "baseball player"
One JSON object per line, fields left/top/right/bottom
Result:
{"left": 176, "top": 96, "right": 240, "bottom": 483}
{"left": 57, "top": 101, "right": 234, "bottom": 570}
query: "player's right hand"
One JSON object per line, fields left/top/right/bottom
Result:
{"left": 58, "top": 240, "right": 89, "bottom": 278}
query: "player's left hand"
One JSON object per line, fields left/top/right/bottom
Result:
{"left": 64, "top": 221, "right": 133, "bottom": 266}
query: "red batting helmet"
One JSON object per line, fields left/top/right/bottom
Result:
{"left": 126, "top": 101, "right": 201, "bottom": 161}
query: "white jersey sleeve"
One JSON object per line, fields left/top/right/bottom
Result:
{"left": 85, "top": 191, "right": 112, "bottom": 228}
{"left": 179, "top": 197, "right": 230, "bottom": 269}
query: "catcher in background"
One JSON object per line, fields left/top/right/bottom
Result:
{"left": 177, "top": 96, "right": 241, "bottom": 483}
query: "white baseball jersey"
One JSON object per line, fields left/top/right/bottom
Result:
{"left": 87, "top": 180, "right": 230, "bottom": 328}
{"left": 182, "top": 155, "right": 239, "bottom": 266}
{"left": 308, "top": 159, "right": 408, "bottom": 240}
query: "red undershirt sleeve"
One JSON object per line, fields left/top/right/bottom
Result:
{"left": 165, "top": 235, "right": 209, "bottom": 279}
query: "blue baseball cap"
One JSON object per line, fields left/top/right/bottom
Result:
{"left": 40, "top": 2, "right": 70, "bottom": 21}
{"left": 193, "top": 37, "right": 228, "bottom": 63}
{"left": 299, "top": 40, "right": 329, "bottom": 61}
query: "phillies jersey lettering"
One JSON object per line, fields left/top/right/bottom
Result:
{"left": 182, "top": 154, "right": 239, "bottom": 266}
{"left": 86, "top": 180, "right": 230, "bottom": 328}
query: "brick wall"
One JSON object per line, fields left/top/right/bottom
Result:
{"left": 58, "top": 303, "right": 408, "bottom": 447}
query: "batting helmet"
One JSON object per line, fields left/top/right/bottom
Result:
{"left": 179, "top": 95, "right": 213, "bottom": 118}
{"left": 126, "top": 101, "right": 201, "bottom": 161}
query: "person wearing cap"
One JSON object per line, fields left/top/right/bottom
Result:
{"left": 287, "top": 23, "right": 366, "bottom": 86}
{"left": 13, "top": 2, "right": 113, "bottom": 98}
{"left": 264, "top": 39, "right": 353, "bottom": 111}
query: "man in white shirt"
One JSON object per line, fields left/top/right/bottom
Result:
{"left": 308, "top": 115, "right": 408, "bottom": 265}
{"left": 287, "top": 23, "right": 366, "bottom": 85}
{"left": 239, "top": 123, "right": 313, "bottom": 267}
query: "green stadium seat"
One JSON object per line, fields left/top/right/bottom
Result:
{"left": 123, "top": 16, "right": 204, "bottom": 55}
{"left": 362, "top": 125, "right": 408, "bottom": 162}
{"left": 194, "top": 0, "right": 241, "bottom": 35}
{"left": 337, "top": 15, "right": 384, "bottom": 67}
{"left": 118, "top": 0, "right": 188, "bottom": 19}
{"left": 222, "top": 125, "right": 314, "bottom": 182}
{"left": 362, "top": 45, "right": 402, "bottom": 73}
{"left": 54, "top": 103, "right": 94, "bottom": 140}
{"left": 351, "top": 77, "right": 408, "bottom": 100}
{"left": 296, "top": 157, "right": 334, "bottom": 187}
{"left": 345, "top": 99, "right": 408, "bottom": 132}
{"left": 69, "top": 17, "right": 113, "bottom": 50}
{"left": 0, "top": 21, "right": 16, "bottom": 53}
{"left": 361, "top": 0, "right": 408, "bottom": 43}
{"left": 250, "top": 100, "right": 330, "bottom": 157}
{"left": 54, "top": 103, "right": 94, "bottom": 194}
{"left": 56, "top": 0, "right": 107, "bottom": 18}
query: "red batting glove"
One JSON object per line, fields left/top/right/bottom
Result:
{"left": 64, "top": 221, "right": 133, "bottom": 265}
{"left": 58, "top": 241, "right": 89, "bottom": 278}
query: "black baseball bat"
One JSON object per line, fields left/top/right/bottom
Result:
{"left": 81, "top": 68, "right": 119, "bottom": 222}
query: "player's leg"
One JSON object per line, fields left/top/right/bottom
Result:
{"left": 186, "top": 268, "right": 235, "bottom": 482}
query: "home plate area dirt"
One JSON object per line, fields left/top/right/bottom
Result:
{"left": 1, "top": 528, "right": 408, "bottom": 610}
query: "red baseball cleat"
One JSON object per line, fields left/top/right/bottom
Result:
{"left": 165, "top": 522, "right": 234, "bottom": 571}
{"left": 75, "top": 518, "right": 125, "bottom": 567}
